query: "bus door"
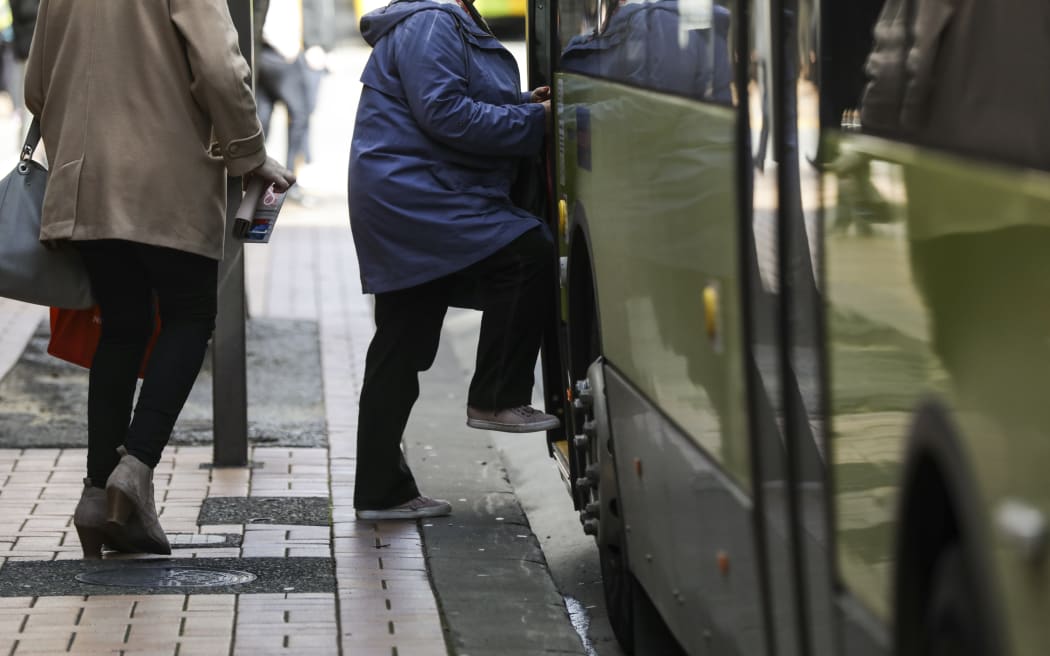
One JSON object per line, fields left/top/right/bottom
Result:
{"left": 743, "top": 0, "right": 836, "bottom": 653}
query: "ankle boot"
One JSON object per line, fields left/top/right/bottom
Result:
{"left": 73, "top": 480, "right": 108, "bottom": 559}
{"left": 74, "top": 478, "right": 159, "bottom": 557}
{"left": 105, "top": 447, "right": 171, "bottom": 555}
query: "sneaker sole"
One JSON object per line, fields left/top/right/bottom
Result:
{"left": 466, "top": 417, "right": 561, "bottom": 433}
{"left": 356, "top": 504, "right": 452, "bottom": 521}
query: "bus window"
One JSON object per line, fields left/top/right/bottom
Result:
{"left": 558, "top": 0, "right": 735, "bottom": 104}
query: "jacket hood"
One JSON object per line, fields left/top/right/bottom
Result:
{"left": 360, "top": 0, "right": 476, "bottom": 46}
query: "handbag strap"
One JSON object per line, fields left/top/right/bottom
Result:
{"left": 21, "top": 116, "right": 40, "bottom": 162}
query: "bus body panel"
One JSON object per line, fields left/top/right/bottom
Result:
{"left": 556, "top": 73, "right": 750, "bottom": 488}
{"left": 827, "top": 132, "right": 1050, "bottom": 654}
{"left": 605, "top": 363, "right": 767, "bottom": 655}
{"left": 534, "top": 0, "right": 1050, "bottom": 652}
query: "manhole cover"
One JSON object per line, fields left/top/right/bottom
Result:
{"left": 75, "top": 566, "right": 257, "bottom": 589}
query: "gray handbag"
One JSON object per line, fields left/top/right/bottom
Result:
{"left": 0, "top": 117, "right": 94, "bottom": 309}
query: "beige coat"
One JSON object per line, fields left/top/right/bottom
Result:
{"left": 25, "top": 0, "right": 267, "bottom": 260}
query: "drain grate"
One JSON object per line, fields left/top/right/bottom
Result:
{"left": 76, "top": 566, "right": 256, "bottom": 589}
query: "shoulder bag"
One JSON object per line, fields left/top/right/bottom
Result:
{"left": 0, "top": 117, "right": 94, "bottom": 309}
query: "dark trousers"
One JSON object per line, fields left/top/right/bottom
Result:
{"left": 76, "top": 241, "right": 218, "bottom": 485}
{"left": 256, "top": 46, "right": 311, "bottom": 170}
{"left": 354, "top": 227, "right": 553, "bottom": 509}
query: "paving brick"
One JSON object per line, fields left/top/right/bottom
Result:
{"left": 172, "top": 637, "right": 232, "bottom": 655}
{"left": 22, "top": 608, "right": 80, "bottom": 629}
{"left": 10, "top": 635, "right": 75, "bottom": 653}
{"left": 19, "top": 517, "right": 71, "bottom": 531}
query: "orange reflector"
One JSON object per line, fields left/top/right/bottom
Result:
{"left": 558, "top": 199, "right": 568, "bottom": 241}
{"left": 566, "top": 387, "right": 573, "bottom": 402}
{"left": 717, "top": 550, "right": 730, "bottom": 575}
{"left": 703, "top": 284, "right": 719, "bottom": 340}
{"left": 633, "top": 458, "right": 642, "bottom": 477}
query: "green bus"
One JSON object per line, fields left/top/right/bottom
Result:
{"left": 527, "top": 0, "right": 1050, "bottom": 654}
{"left": 353, "top": 0, "right": 526, "bottom": 28}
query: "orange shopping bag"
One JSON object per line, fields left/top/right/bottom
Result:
{"left": 48, "top": 305, "right": 161, "bottom": 378}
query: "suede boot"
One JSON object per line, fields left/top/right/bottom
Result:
{"left": 105, "top": 447, "right": 171, "bottom": 555}
{"left": 74, "top": 478, "right": 163, "bottom": 558}
{"left": 72, "top": 480, "right": 109, "bottom": 559}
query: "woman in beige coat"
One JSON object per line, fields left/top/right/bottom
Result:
{"left": 25, "top": 0, "right": 294, "bottom": 558}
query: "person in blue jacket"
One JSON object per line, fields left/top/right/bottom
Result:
{"left": 349, "top": 0, "right": 559, "bottom": 520}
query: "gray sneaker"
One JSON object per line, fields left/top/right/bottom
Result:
{"left": 466, "top": 405, "right": 561, "bottom": 433}
{"left": 356, "top": 496, "right": 452, "bottom": 520}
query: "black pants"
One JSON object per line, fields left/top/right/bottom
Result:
{"left": 76, "top": 241, "right": 218, "bottom": 485}
{"left": 354, "top": 227, "right": 554, "bottom": 510}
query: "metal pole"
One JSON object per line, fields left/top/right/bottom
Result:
{"left": 213, "top": 0, "right": 254, "bottom": 467}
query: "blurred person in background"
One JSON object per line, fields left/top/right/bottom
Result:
{"left": 299, "top": 0, "right": 336, "bottom": 180}
{"left": 7, "top": 0, "right": 38, "bottom": 135}
{"left": 256, "top": 0, "right": 336, "bottom": 204}
{"left": 26, "top": 0, "right": 294, "bottom": 558}
{"left": 0, "top": 0, "right": 11, "bottom": 120}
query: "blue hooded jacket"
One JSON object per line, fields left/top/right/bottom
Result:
{"left": 349, "top": 0, "right": 547, "bottom": 294}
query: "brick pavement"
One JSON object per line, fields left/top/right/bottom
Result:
{"left": 0, "top": 210, "right": 449, "bottom": 655}
{"left": 0, "top": 45, "right": 457, "bottom": 655}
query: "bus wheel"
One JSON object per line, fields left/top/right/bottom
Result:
{"left": 577, "top": 362, "right": 635, "bottom": 652}
{"left": 924, "top": 544, "right": 988, "bottom": 656}
{"left": 597, "top": 499, "right": 634, "bottom": 652}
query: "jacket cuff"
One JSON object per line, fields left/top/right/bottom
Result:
{"left": 221, "top": 130, "right": 267, "bottom": 177}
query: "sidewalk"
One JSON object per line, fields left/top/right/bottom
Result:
{"left": 0, "top": 47, "right": 452, "bottom": 655}
{"left": 0, "top": 213, "right": 449, "bottom": 656}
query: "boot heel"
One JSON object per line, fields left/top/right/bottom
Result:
{"left": 106, "top": 487, "right": 134, "bottom": 526}
{"left": 75, "top": 525, "right": 105, "bottom": 559}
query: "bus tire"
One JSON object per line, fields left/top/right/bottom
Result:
{"left": 598, "top": 501, "right": 635, "bottom": 652}
{"left": 569, "top": 233, "right": 639, "bottom": 651}
{"left": 924, "top": 543, "right": 988, "bottom": 656}
{"left": 894, "top": 405, "right": 1002, "bottom": 656}
{"left": 583, "top": 361, "right": 636, "bottom": 652}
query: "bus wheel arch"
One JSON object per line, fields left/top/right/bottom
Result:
{"left": 566, "top": 216, "right": 636, "bottom": 649}
{"left": 893, "top": 402, "right": 1004, "bottom": 656}
{"left": 566, "top": 216, "right": 601, "bottom": 511}
{"left": 567, "top": 212, "right": 601, "bottom": 378}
